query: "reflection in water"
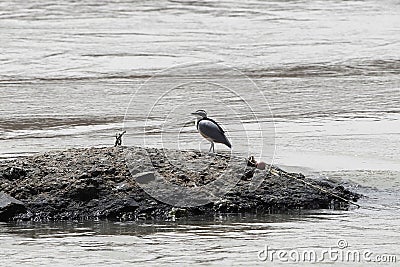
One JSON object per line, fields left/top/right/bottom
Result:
{"left": 2, "top": 214, "right": 299, "bottom": 238}
{"left": 0, "top": 193, "right": 399, "bottom": 266}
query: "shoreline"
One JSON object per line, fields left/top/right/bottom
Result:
{"left": 0, "top": 146, "right": 361, "bottom": 222}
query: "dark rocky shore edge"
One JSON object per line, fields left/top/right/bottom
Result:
{"left": 0, "top": 147, "right": 361, "bottom": 222}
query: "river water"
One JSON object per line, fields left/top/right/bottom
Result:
{"left": 0, "top": 0, "right": 399, "bottom": 266}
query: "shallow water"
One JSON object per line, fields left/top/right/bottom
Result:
{"left": 0, "top": 189, "right": 399, "bottom": 266}
{"left": 0, "top": 0, "right": 399, "bottom": 265}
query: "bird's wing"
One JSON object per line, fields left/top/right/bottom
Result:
{"left": 198, "top": 119, "right": 230, "bottom": 145}
{"left": 205, "top": 118, "right": 225, "bottom": 133}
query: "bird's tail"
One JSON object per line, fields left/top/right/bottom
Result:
{"left": 224, "top": 138, "right": 232, "bottom": 149}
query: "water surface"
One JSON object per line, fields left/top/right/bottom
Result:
{"left": 0, "top": 0, "right": 399, "bottom": 265}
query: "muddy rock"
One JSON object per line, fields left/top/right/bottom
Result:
{"left": 1, "top": 167, "right": 27, "bottom": 180}
{"left": 0, "top": 192, "right": 27, "bottom": 221}
{"left": 0, "top": 146, "right": 361, "bottom": 221}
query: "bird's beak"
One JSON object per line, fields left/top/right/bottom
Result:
{"left": 191, "top": 112, "right": 198, "bottom": 115}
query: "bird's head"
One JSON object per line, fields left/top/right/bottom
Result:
{"left": 191, "top": 109, "right": 207, "bottom": 119}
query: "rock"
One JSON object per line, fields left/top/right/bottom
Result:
{"left": 168, "top": 207, "right": 187, "bottom": 218}
{"left": 134, "top": 172, "right": 156, "bottom": 184}
{"left": 105, "top": 167, "right": 116, "bottom": 175}
{"left": 68, "top": 184, "right": 99, "bottom": 201}
{"left": 90, "top": 169, "right": 102, "bottom": 177}
{"left": 0, "top": 192, "right": 27, "bottom": 221}
{"left": 256, "top": 161, "right": 266, "bottom": 170}
{"left": 100, "top": 197, "right": 139, "bottom": 219}
{"left": 1, "top": 167, "right": 27, "bottom": 180}
{"left": 78, "top": 173, "right": 90, "bottom": 179}
{"left": 0, "top": 146, "right": 361, "bottom": 222}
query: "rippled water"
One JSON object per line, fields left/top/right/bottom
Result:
{"left": 0, "top": 0, "right": 399, "bottom": 265}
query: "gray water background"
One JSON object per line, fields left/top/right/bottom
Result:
{"left": 0, "top": 0, "right": 399, "bottom": 266}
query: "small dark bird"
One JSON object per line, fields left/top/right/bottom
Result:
{"left": 191, "top": 110, "right": 232, "bottom": 153}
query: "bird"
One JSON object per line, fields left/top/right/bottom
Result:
{"left": 191, "top": 110, "right": 232, "bottom": 153}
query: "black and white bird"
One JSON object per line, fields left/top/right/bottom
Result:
{"left": 191, "top": 110, "right": 232, "bottom": 153}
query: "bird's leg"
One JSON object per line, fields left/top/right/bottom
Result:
{"left": 209, "top": 142, "right": 213, "bottom": 152}
{"left": 212, "top": 142, "right": 215, "bottom": 153}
